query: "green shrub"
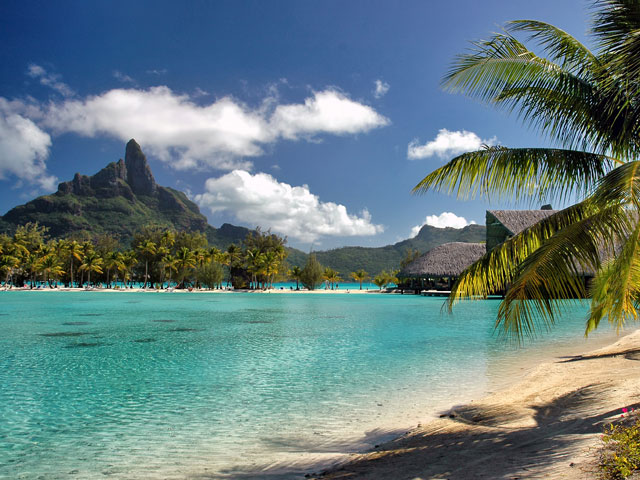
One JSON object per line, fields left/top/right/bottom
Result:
{"left": 600, "top": 411, "right": 640, "bottom": 479}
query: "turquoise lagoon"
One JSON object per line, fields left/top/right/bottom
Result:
{"left": 0, "top": 291, "right": 622, "bottom": 479}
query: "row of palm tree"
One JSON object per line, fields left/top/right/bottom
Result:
{"left": 0, "top": 224, "right": 228, "bottom": 289}
{"left": 285, "top": 264, "right": 394, "bottom": 291}
{"left": 2, "top": 223, "right": 394, "bottom": 291}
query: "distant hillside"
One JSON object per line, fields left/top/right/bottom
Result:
{"left": 284, "top": 224, "right": 486, "bottom": 276}
{"left": 0, "top": 139, "right": 250, "bottom": 248}
{"left": 1, "top": 139, "right": 485, "bottom": 275}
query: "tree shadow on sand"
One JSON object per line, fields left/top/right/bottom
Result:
{"left": 304, "top": 383, "right": 637, "bottom": 480}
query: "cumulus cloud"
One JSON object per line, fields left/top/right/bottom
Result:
{"left": 407, "top": 129, "right": 497, "bottom": 160}
{"left": 36, "top": 86, "right": 388, "bottom": 170}
{"left": 194, "top": 170, "right": 384, "bottom": 242}
{"left": 27, "top": 64, "right": 74, "bottom": 97}
{"left": 0, "top": 99, "right": 57, "bottom": 191}
{"left": 409, "top": 212, "right": 476, "bottom": 237}
{"left": 373, "top": 79, "right": 390, "bottom": 99}
{"left": 271, "top": 89, "right": 389, "bottom": 139}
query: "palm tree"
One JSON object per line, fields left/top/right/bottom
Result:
{"left": 262, "top": 251, "right": 281, "bottom": 289}
{"left": 40, "top": 254, "right": 65, "bottom": 287}
{"left": 161, "top": 254, "right": 177, "bottom": 288}
{"left": 23, "top": 253, "right": 43, "bottom": 288}
{"left": 351, "top": 269, "right": 369, "bottom": 290}
{"left": 245, "top": 248, "right": 265, "bottom": 289}
{"left": 414, "top": 1, "right": 640, "bottom": 340}
{"left": 121, "top": 250, "right": 137, "bottom": 288}
{"left": 226, "top": 244, "right": 243, "bottom": 287}
{"left": 104, "top": 251, "right": 124, "bottom": 288}
{"left": 289, "top": 266, "right": 303, "bottom": 290}
{"left": 79, "top": 252, "right": 103, "bottom": 287}
{"left": 66, "top": 240, "right": 83, "bottom": 288}
{"left": 137, "top": 240, "right": 156, "bottom": 288}
{"left": 323, "top": 267, "right": 341, "bottom": 290}
{"left": 373, "top": 273, "right": 388, "bottom": 291}
{"left": 174, "top": 247, "right": 196, "bottom": 288}
{"left": 0, "top": 254, "right": 20, "bottom": 287}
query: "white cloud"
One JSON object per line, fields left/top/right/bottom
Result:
{"left": 41, "top": 86, "right": 267, "bottom": 170}
{"left": 407, "top": 129, "right": 496, "bottom": 160}
{"left": 373, "top": 79, "right": 390, "bottom": 99}
{"left": 27, "top": 64, "right": 74, "bottom": 97}
{"left": 0, "top": 99, "right": 57, "bottom": 191}
{"left": 113, "top": 71, "right": 135, "bottom": 84}
{"left": 271, "top": 89, "right": 389, "bottom": 139}
{"left": 193, "top": 87, "right": 210, "bottom": 98}
{"left": 410, "top": 212, "right": 476, "bottom": 237}
{"left": 35, "top": 86, "right": 388, "bottom": 171}
{"left": 194, "top": 170, "right": 384, "bottom": 242}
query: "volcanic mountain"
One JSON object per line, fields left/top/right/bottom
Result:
{"left": 0, "top": 139, "right": 250, "bottom": 247}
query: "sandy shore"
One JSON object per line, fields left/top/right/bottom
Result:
{"left": 0, "top": 286, "right": 386, "bottom": 294}
{"left": 312, "top": 329, "right": 640, "bottom": 480}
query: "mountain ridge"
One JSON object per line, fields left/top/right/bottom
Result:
{"left": 1, "top": 139, "right": 486, "bottom": 275}
{"left": 0, "top": 139, "right": 249, "bottom": 249}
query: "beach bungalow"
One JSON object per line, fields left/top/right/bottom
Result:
{"left": 399, "top": 207, "right": 557, "bottom": 293}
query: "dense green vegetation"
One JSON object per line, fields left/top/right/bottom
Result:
{"left": 312, "top": 224, "right": 485, "bottom": 276}
{"left": 0, "top": 223, "right": 290, "bottom": 290}
{"left": 299, "top": 254, "right": 324, "bottom": 290}
{"left": 599, "top": 412, "right": 640, "bottom": 479}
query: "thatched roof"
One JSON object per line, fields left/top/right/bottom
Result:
{"left": 488, "top": 210, "right": 557, "bottom": 235}
{"left": 400, "top": 242, "right": 486, "bottom": 278}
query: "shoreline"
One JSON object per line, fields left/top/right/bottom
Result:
{"left": 312, "top": 328, "right": 640, "bottom": 480}
{"left": 0, "top": 286, "right": 391, "bottom": 294}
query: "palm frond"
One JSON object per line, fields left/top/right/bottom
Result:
{"left": 448, "top": 202, "right": 592, "bottom": 305}
{"left": 413, "top": 147, "right": 612, "bottom": 204}
{"left": 442, "top": 23, "right": 640, "bottom": 160}
{"left": 507, "top": 20, "right": 599, "bottom": 73}
{"left": 496, "top": 204, "right": 629, "bottom": 341}
{"left": 587, "top": 221, "right": 640, "bottom": 333}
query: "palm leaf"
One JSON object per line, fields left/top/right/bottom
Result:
{"left": 442, "top": 24, "right": 640, "bottom": 160}
{"left": 507, "top": 20, "right": 599, "bottom": 73}
{"left": 587, "top": 223, "right": 640, "bottom": 334}
{"left": 447, "top": 202, "right": 592, "bottom": 306}
{"left": 413, "top": 147, "right": 612, "bottom": 204}
{"left": 496, "top": 204, "right": 629, "bottom": 341}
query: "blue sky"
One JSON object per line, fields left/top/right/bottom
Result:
{"left": 0, "top": 0, "right": 590, "bottom": 250}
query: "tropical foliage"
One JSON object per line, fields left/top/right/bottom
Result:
{"left": 414, "top": 0, "right": 640, "bottom": 339}
{"left": 350, "top": 269, "right": 369, "bottom": 290}
{"left": 373, "top": 270, "right": 399, "bottom": 291}
{"left": 300, "top": 254, "right": 324, "bottom": 290}
{"left": 0, "top": 222, "right": 290, "bottom": 291}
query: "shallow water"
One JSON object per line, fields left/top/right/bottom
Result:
{"left": 0, "top": 291, "right": 622, "bottom": 479}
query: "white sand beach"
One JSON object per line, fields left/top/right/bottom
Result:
{"left": 0, "top": 285, "right": 386, "bottom": 294}
{"left": 313, "top": 329, "right": 640, "bottom": 480}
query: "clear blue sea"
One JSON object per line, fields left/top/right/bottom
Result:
{"left": 0, "top": 291, "right": 622, "bottom": 479}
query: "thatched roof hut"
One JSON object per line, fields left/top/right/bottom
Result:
{"left": 487, "top": 209, "right": 557, "bottom": 235}
{"left": 486, "top": 209, "right": 557, "bottom": 250}
{"left": 400, "top": 242, "right": 486, "bottom": 278}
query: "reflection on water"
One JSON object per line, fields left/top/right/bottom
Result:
{"left": 0, "top": 292, "right": 622, "bottom": 479}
